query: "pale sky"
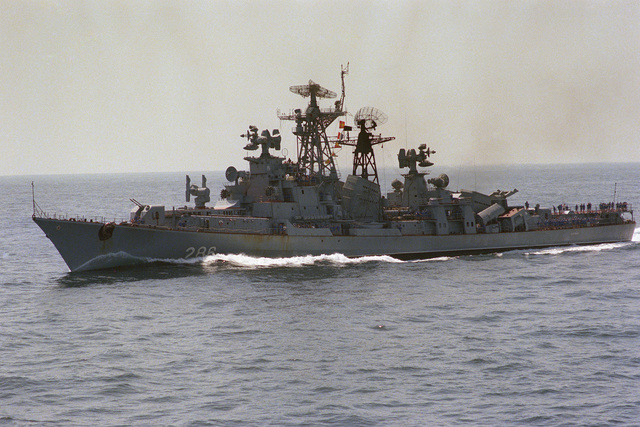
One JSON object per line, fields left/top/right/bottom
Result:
{"left": 2, "top": 0, "right": 639, "bottom": 176}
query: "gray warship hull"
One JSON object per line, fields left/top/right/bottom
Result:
{"left": 33, "top": 217, "right": 636, "bottom": 272}
{"left": 32, "top": 69, "right": 637, "bottom": 272}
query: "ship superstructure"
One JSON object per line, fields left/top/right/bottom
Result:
{"left": 33, "top": 67, "right": 636, "bottom": 272}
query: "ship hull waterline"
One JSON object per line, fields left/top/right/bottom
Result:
{"left": 33, "top": 217, "right": 636, "bottom": 272}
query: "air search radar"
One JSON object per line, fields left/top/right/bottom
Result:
{"left": 289, "top": 80, "right": 337, "bottom": 99}
{"left": 354, "top": 106, "right": 388, "bottom": 131}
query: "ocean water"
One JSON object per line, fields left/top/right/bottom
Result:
{"left": 1, "top": 163, "right": 639, "bottom": 426}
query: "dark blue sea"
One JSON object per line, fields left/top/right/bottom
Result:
{"left": 1, "top": 163, "right": 639, "bottom": 426}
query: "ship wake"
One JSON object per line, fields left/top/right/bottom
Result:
{"left": 198, "top": 253, "right": 405, "bottom": 269}
{"left": 77, "top": 252, "right": 455, "bottom": 272}
{"left": 522, "top": 240, "right": 638, "bottom": 257}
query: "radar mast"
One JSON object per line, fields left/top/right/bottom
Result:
{"left": 335, "top": 106, "right": 395, "bottom": 185}
{"left": 279, "top": 68, "right": 348, "bottom": 180}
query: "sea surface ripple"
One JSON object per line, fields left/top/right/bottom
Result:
{"left": 1, "top": 164, "right": 639, "bottom": 426}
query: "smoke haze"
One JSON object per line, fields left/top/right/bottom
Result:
{"left": 1, "top": 1, "right": 639, "bottom": 175}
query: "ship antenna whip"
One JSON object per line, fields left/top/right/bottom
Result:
{"left": 338, "top": 62, "right": 349, "bottom": 111}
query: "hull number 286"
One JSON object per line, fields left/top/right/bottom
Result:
{"left": 185, "top": 246, "right": 217, "bottom": 258}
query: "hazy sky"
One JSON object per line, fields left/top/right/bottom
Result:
{"left": 2, "top": 0, "right": 639, "bottom": 176}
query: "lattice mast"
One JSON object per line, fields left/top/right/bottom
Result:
{"left": 335, "top": 107, "right": 395, "bottom": 185}
{"left": 353, "top": 121, "right": 380, "bottom": 184}
{"left": 278, "top": 68, "right": 348, "bottom": 180}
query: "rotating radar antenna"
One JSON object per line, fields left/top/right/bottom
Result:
{"left": 289, "top": 80, "right": 337, "bottom": 100}
{"left": 354, "top": 106, "right": 388, "bottom": 131}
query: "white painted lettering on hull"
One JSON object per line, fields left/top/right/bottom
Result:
{"left": 185, "top": 246, "right": 217, "bottom": 258}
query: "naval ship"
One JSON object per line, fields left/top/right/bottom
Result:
{"left": 33, "top": 67, "right": 636, "bottom": 272}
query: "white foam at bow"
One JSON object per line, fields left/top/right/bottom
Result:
{"left": 201, "top": 253, "right": 404, "bottom": 269}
